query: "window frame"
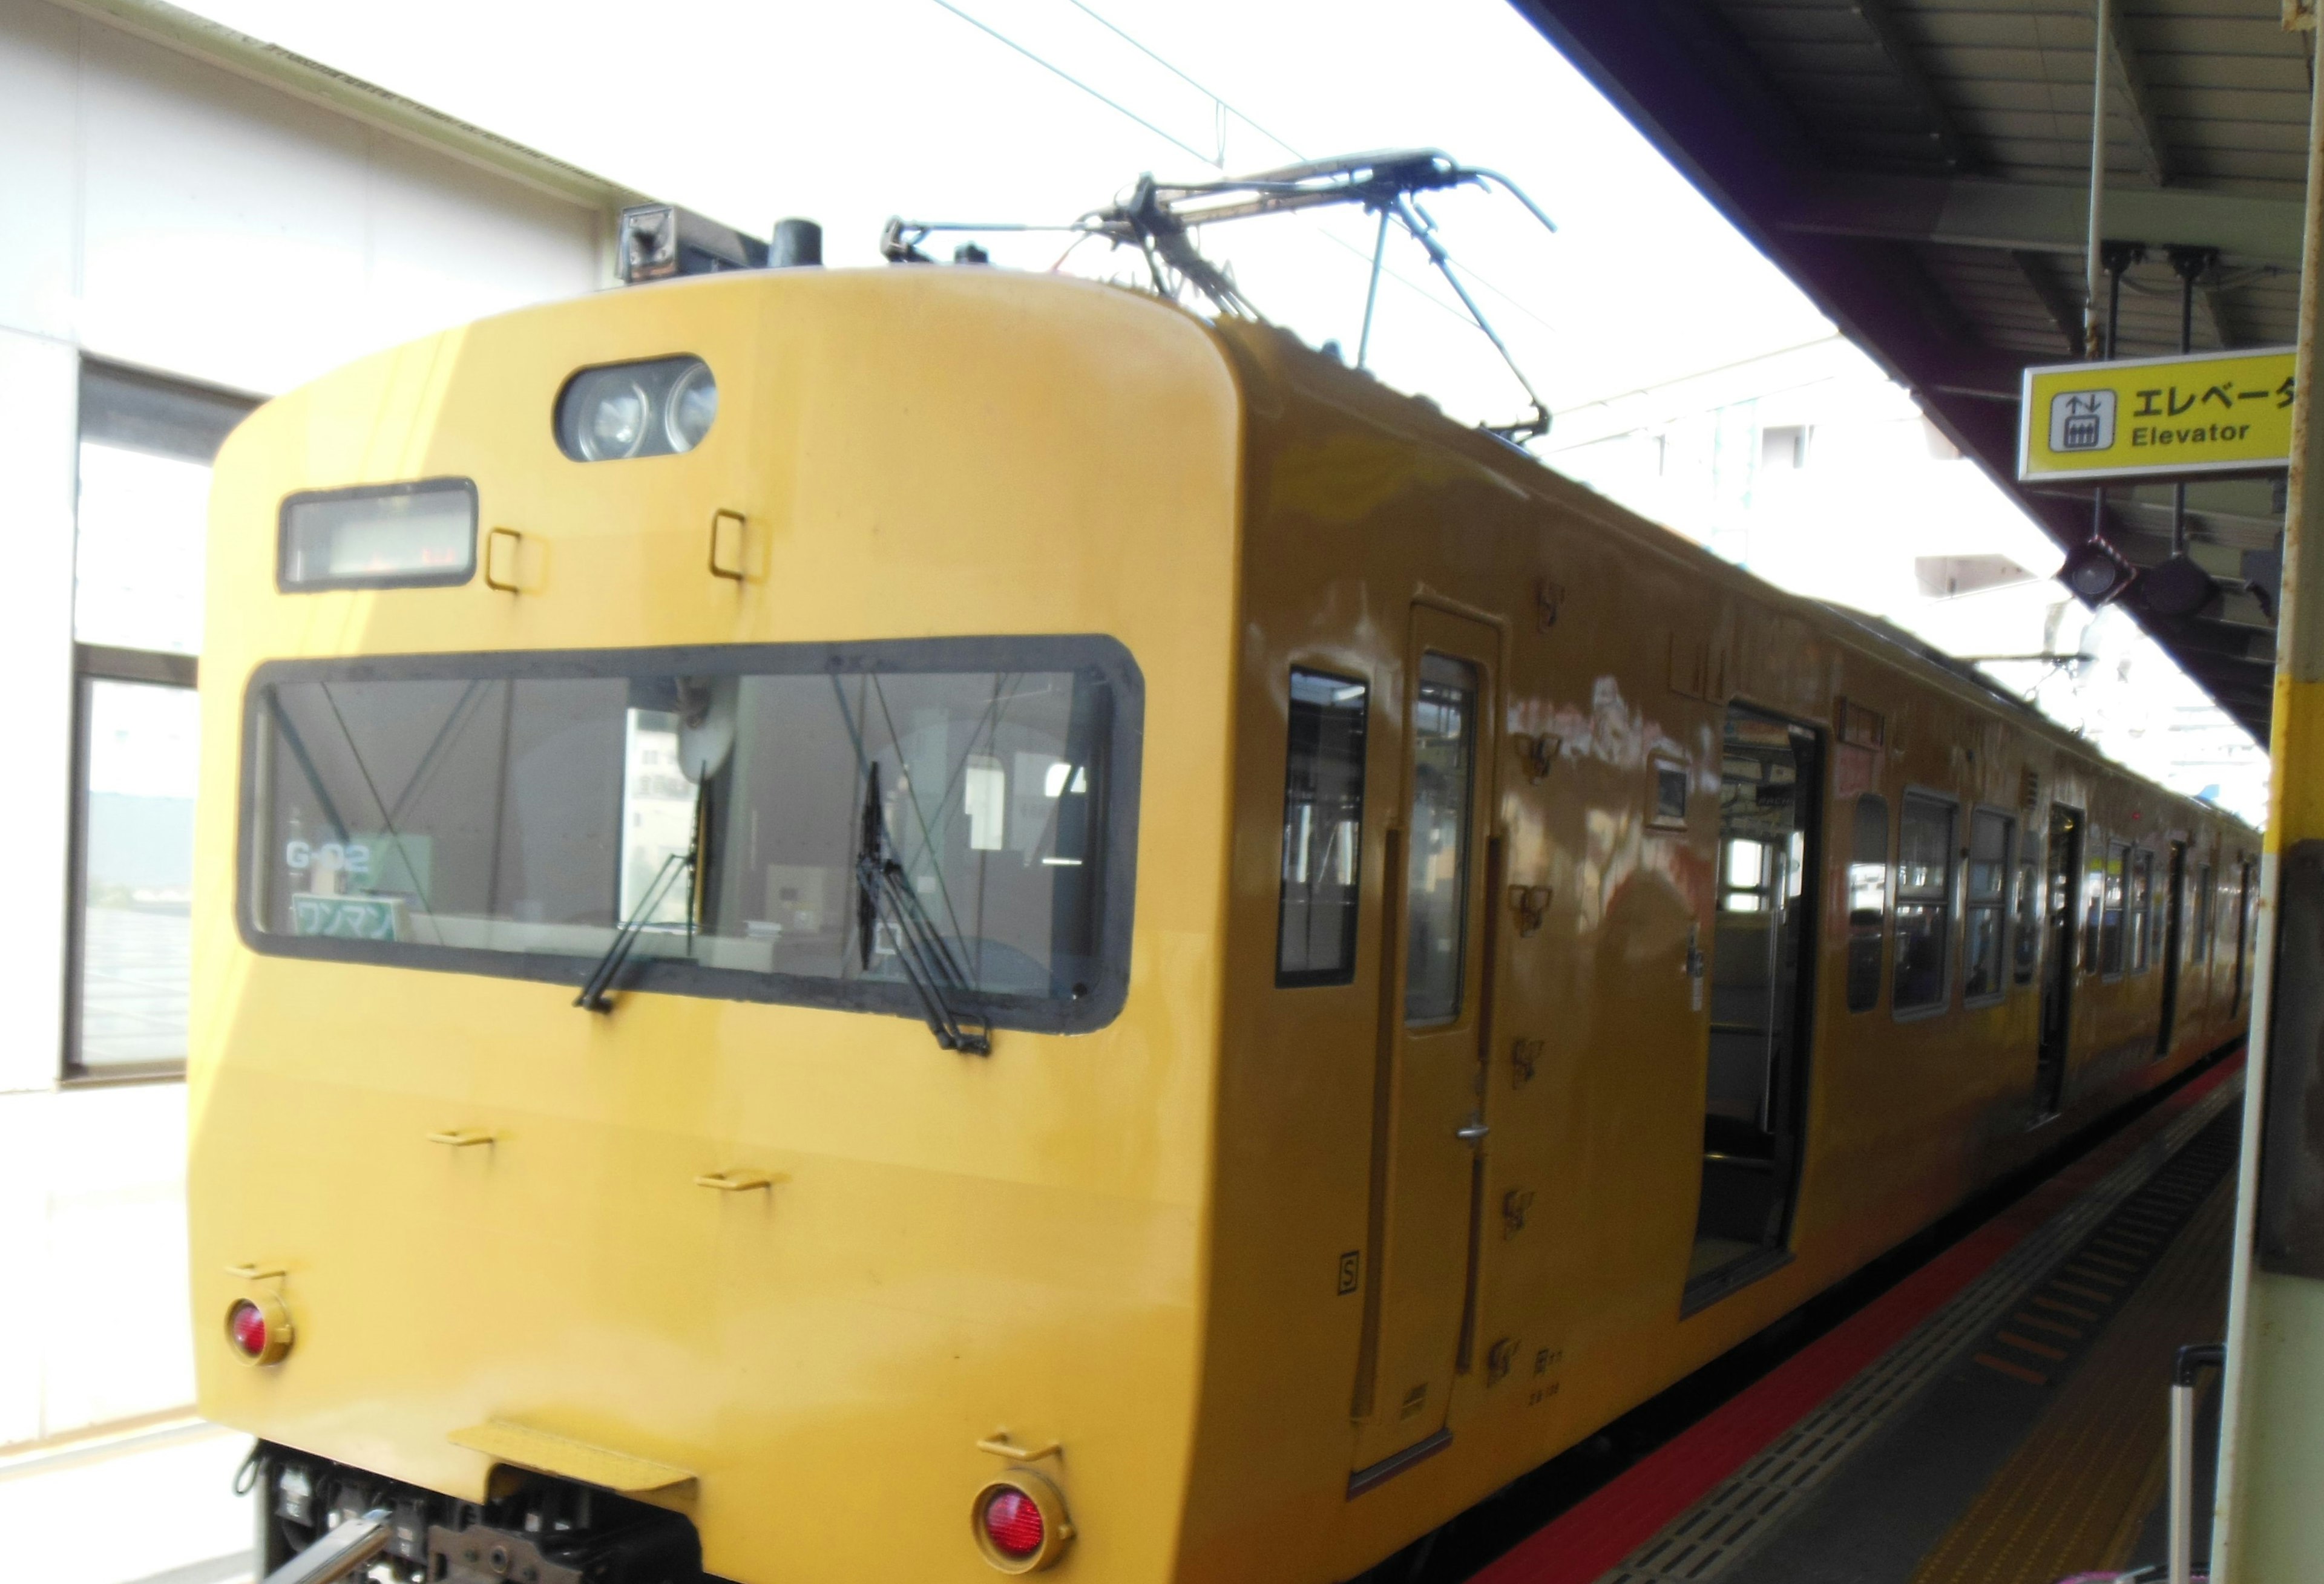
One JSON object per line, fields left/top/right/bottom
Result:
{"left": 234, "top": 635, "right": 1146, "bottom": 1036}
{"left": 1890, "top": 787, "right": 1960, "bottom": 1021}
{"left": 63, "top": 359, "right": 257, "bottom": 1082}
{"left": 1402, "top": 651, "right": 1481, "bottom": 1027}
{"left": 1275, "top": 665, "right": 1370, "bottom": 989}
{"left": 2196, "top": 862, "right": 2216, "bottom": 966}
{"left": 1962, "top": 805, "right": 2016, "bottom": 1008}
{"left": 2011, "top": 842, "right": 2042, "bottom": 988}
{"left": 1647, "top": 749, "right": 1690, "bottom": 831}
{"left": 61, "top": 645, "right": 201, "bottom": 1085}
{"left": 1843, "top": 791, "right": 1889, "bottom": 1014}
{"left": 276, "top": 477, "right": 479, "bottom": 593}
{"left": 2127, "top": 846, "right": 2155, "bottom": 974}
{"left": 2098, "top": 839, "right": 2129, "bottom": 981}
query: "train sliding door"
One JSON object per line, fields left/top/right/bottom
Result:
{"left": 1349, "top": 609, "right": 1498, "bottom": 1489}
{"left": 2035, "top": 805, "right": 2083, "bottom": 1119}
{"left": 1686, "top": 704, "right": 1820, "bottom": 1309}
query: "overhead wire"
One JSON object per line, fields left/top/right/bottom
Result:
{"left": 1062, "top": 0, "right": 1304, "bottom": 165}
{"left": 924, "top": 0, "right": 1560, "bottom": 344}
{"left": 923, "top": 0, "right": 1215, "bottom": 168}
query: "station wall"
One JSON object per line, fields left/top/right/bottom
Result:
{"left": 0, "top": 0, "right": 617, "bottom": 1451}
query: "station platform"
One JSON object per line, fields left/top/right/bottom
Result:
{"left": 1470, "top": 1052, "right": 2245, "bottom": 1584}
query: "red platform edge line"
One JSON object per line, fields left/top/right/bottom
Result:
{"left": 1471, "top": 1051, "right": 2245, "bottom": 1584}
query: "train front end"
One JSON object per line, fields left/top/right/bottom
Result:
{"left": 186, "top": 267, "right": 1241, "bottom": 1584}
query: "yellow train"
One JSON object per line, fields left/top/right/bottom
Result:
{"left": 189, "top": 258, "right": 2256, "bottom": 1584}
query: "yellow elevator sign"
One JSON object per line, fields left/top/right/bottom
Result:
{"left": 2016, "top": 345, "right": 2295, "bottom": 483}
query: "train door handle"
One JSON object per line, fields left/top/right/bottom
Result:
{"left": 428, "top": 1129, "right": 498, "bottom": 1148}
{"left": 1456, "top": 1119, "right": 1491, "bottom": 1144}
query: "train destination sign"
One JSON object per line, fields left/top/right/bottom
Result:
{"left": 2017, "top": 345, "right": 2294, "bottom": 484}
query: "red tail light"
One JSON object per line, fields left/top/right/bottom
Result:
{"left": 225, "top": 1292, "right": 294, "bottom": 1365}
{"left": 971, "top": 1471, "right": 1072, "bottom": 1573}
{"left": 983, "top": 1489, "right": 1043, "bottom": 1559}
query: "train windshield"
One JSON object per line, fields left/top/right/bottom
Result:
{"left": 241, "top": 638, "right": 1138, "bottom": 1032}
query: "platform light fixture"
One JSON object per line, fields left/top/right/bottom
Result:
{"left": 2060, "top": 537, "right": 2136, "bottom": 607}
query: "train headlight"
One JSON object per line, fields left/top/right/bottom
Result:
{"left": 972, "top": 1470, "right": 1073, "bottom": 1573}
{"left": 225, "top": 1292, "right": 294, "bottom": 1366}
{"left": 664, "top": 361, "right": 719, "bottom": 453}
{"left": 556, "top": 356, "right": 718, "bottom": 462}
{"left": 580, "top": 378, "right": 651, "bottom": 460}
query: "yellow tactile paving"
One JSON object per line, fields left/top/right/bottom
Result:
{"left": 1906, "top": 1177, "right": 2235, "bottom": 1584}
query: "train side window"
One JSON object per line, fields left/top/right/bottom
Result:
{"left": 1893, "top": 793, "right": 1955, "bottom": 1013}
{"left": 2128, "top": 848, "right": 2154, "bottom": 972}
{"left": 2099, "top": 842, "right": 2128, "bottom": 977}
{"left": 1965, "top": 809, "right": 2013, "bottom": 1002}
{"left": 1845, "top": 794, "right": 1888, "bottom": 1011}
{"left": 1405, "top": 655, "right": 1479, "bottom": 1024}
{"left": 1649, "top": 756, "right": 1689, "bottom": 830}
{"left": 2012, "top": 851, "right": 2041, "bottom": 984}
{"left": 1276, "top": 669, "right": 1370, "bottom": 987}
{"left": 2197, "top": 863, "right": 2216, "bottom": 963}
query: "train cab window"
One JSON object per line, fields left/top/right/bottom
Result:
{"left": 2128, "top": 848, "right": 2155, "bottom": 972}
{"left": 2099, "top": 842, "right": 2129, "bottom": 977}
{"left": 1845, "top": 794, "right": 1888, "bottom": 1012}
{"left": 241, "top": 638, "right": 1141, "bottom": 1033}
{"left": 1404, "top": 655, "right": 1478, "bottom": 1025}
{"left": 1277, "top": 669, "right": 1369, "bottom": 986}
{"left": 1965, "top": 810, "right": 2014, "bottom": 1001}
{"left": 1892, "top": 794, "right": 1955, "bottom": 1012}
{"left": 2013, "top": 851, "right": 2041, "bottom": 984}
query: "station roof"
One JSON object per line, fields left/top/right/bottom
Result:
{"left": 52, "top": 0, "right": 648, "bottom": 215}
{"left": 1514, "top": 0, "right": 2309, "bottom": 743}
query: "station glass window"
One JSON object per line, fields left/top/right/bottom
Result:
{"left": 1893, "top": 794, "right": 1955, "bottom": 1012}
{"left": 1404, "top": 655, "right": 1478, "bottom": 1025}
{"left": 67, "top": 362, "right": 255, "bottom": 1078}
{"left": 2013, "top": 851, "right": 2041, "bottom": 984}
{"left": 1965, "top": 810, "right": 2013, "bottom": 1001}
{"left": 1845, "top": 794, "right": 1888, "bottom": 1012}
{"left": 1277, "top": 669, "right": 1368, "bottom": 986}
{"left": 2099, "top": 842, "right": 2128, "bottom": 976}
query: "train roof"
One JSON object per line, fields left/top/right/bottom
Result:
{"left": 1207, "top": 307, "right": 2257, "bottom": 839}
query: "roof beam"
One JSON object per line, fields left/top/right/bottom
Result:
{"left": 1850, "top": 0, "right": 1978, "bottom": 172}
{"left": 2202, "top": 276, "right": 2240, "bottom": 348}
{"left": 2102, "top": 7, "right": 2171, "bottom": 186}
{"left": 1779, "top": 175, "right": 2303, "bottom": 264}
{"left": 2012, "top": 250, "right": 2087, "bottom": 355}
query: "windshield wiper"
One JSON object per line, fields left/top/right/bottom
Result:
{"left": 577, "top": 778, "right": 703, "bottom": 1012}
{"left": 855, "top": 764, "right": 992, "bottom": 1055}
{"left": 575, "top": 850, "right": 695, "bottom": 1012}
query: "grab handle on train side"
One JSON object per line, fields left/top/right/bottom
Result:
{"left": 709, "top": 508, "right": 747, "bottom": 581}
{"left": 484, "top": 527, "right": 522, "bottom": 593}
{"left": 695, "top": 1170, "right": 785, "bottom": 1193}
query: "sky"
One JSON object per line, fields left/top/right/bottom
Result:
{"left": 172, "top": 0, "right": 1839, "bottom": 431}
